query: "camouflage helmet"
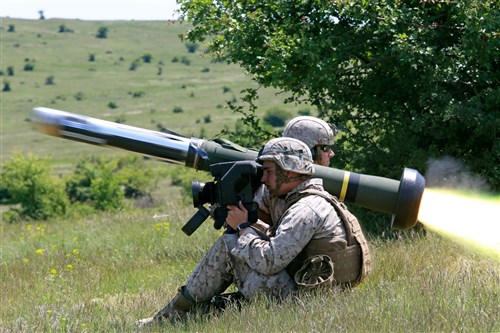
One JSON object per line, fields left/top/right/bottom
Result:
{"left": 282, "top": 116, "right": 335, "bottom": 148}
{"left": 258, "top": 137, "right": 314, "bottom": 175}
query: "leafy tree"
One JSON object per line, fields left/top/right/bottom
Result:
{"left": 178, "top": 0, "right": 500, "bottom": 190}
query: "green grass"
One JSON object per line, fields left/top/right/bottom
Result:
{"left": 1, "top": 18, "right": 302, "bottom": 170}
{"left": 1, "top": 209, "right": 498, "bottom": 332}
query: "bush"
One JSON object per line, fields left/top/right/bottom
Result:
{"left": 1, "top": 152, "right": 67, "bottom": 221}
{"left": 185, "top": 42, "right": 199, "bottom": 53}
{"left": 173, "top": 106, "right": 184, "bottom": 113}
{"left": 142, "top": 53, "right": 153, "bottom": 63}
{"left": 74, "top": 92, "right": 84, "bottom": 101}
{"left": 45, "top": 75, "right": 55, "bottom": 85}
{"left": 65, "top": 156, "right": 157, "bottom": 211}
{"left": 2, "top": 82, "right": 11, "bottom": 92}
{"left": 23, "top": 59, "right": 35, "bottom": 71}
{"left": 108, "top": 101, "right": 118, "bottom": 109}
{"left": 96, "top": 26, "right": 108, "bottom": 39}
{"left": 263, "top": 107, "right": 292, "bottom": 127}
{"left": 66, "top": 157, "right": 124, "bottom": 211}
{"left": 129, "top": 59, "right": 140, "bottom": 71}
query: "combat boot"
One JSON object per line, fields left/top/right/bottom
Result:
{"left": 137, "top": 286, "right": 194, "bottom": 327}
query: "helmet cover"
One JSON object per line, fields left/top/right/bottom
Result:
{"left": 258, "top": 137, "right": 314, "bottom": 175}
{"left": 283, "top": 116, "right": 335, "bottom": 148}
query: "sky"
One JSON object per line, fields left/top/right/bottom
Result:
{"left": 1, "top": 0, "right": 181, "bottom": 21}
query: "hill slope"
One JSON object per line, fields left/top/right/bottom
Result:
{"left": 1, "top": 18, "right": 300, "bottom": 168}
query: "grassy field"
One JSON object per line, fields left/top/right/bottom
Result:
{"left": 1, "top": 207, "right": 498, "bottom": 332}
{"left": 1, "top": 18, "right": 301, "bottom": 171}
{"left": 1, "top": 18, "right": 499, "bottom": 333}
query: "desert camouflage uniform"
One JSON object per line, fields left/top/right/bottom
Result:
{"left": 184, "top": 178, "right": 346, "bottom": 301}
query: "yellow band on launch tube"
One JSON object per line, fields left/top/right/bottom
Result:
{"left": 339, "top": 171, "right": 350, "bottom": 201}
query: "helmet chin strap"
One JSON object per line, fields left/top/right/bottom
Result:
{"left": 270, "top": 167, "right": 309, "bottom": 197}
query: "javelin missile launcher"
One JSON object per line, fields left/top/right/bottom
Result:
{"left": 31, "top": 107, "right": 425, "bottom": 230}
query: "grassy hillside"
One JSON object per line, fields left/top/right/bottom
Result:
{"left": 1, "top": 18, "right": 302, "bottom": 170}
{"left": 1, "top": 208, "right": 498, "bottom": 332}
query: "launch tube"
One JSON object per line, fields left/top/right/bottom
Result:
{"left": 32, "top": 107, "right": 424, "bottom": 230}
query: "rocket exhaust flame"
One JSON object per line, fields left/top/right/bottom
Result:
{"left": 32, "top": 107, "right": 425, "bottom": 230}
{"left": 418, "top": 188, "right": 500, "bottom": 262}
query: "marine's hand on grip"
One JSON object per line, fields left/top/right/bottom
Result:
{"left": 226, "top": 201, "right": 248, "bottom": 231}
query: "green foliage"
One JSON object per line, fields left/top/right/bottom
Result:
{"left": 107, "top": 101, "right": 118, "bottom": 109}
{"left": 65, "top": 157, "right": 126, "bottom": 210}
{"left": 220, "top": 88, "right": 279, "bottom": 148}
{"left": 2, "top": 81, "right": 11, "bottom": 92}
{"left": 178, "top": 0, "right": 500, "bottom": 189}
{"left": 173, "top": 106, "right": 184, "bottom": 113}
{"left": 74, "top": 91, "right": 84, "bottom": 101}
{"left": 7, "top": 66, "right": 14, "bottom": 76}
{"left": 45, "top": 75, "right": 55, "bottom": 85}
{"left": 7, "top": 24, "right": 15, "bottom": 32}
{"left": 142, "top": 53, "right": 153, "bottom": 63}
{"left": 65, "top": 156, "right": 157, "bottom": 211}
{"left": 96, "top": 26, "right": 108, "bottom": 39}
{"left": 1, "top": 152, "right": 68, "bottom": 221}
{"left": 185, "top": 42, "right": 199, "bottom": 53}
{"left": 23, "top": 58, "right": 35, "bottom": 71}
{"left": 263, "top": 107, "right": 292, "bottom": 127}
{"left": 116, "top": 156, "right": 158, "bottom": 199}
{"left": 58, "top": 24, "right": 73, "bottom": 33}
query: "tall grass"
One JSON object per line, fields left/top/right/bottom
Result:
{"left": 1, "top": 202, "right": 498, "bottom": 332}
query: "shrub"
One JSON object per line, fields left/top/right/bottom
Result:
{"left": 129, "top": 60, "right": 140, "bottom": 71}
{"left": 7, "top": 24, "right": 15, "bottom": 32}
{"left": 65, "top": 156, "right": 157, "bottom": 210}
{"left": 74, "top": 92, "right": 84, "bottom": 101}
{"left": 96, "top": 26, "right": 108, "bottom": 39}
{"left": 23, "top": 59, "right": 35, "bottom": 71}
{"left": 58, "top": 24, "right": 73, "bottom": 33}
{"left": 2, "top": 82, "right": 11, "bottom": 92}
{"left": 173, "top": 106, "right": 184, "bottom": 113}
{"left": 263, "top": 107, "right": 292, "bottom": 127}
{"left": 66, "top": 157, "right": 124, "bottom": 211}
{"left": 129, "top": 91, "right": 145, "bottom": 98}
{"left": 88, "top": 53, "right": 96, "bottom": 62}
{"left": 45, "top": 75, "right": 55, "bottom": 85}
{"left": 185, "top": 42, "right": 199, "bottom": 53}
{"left": 142, "top": 53, "right": 153, "bottom": 63}
{"left": 108, "top": 101, "right": 118, "bottom": 109}
{"left": 1, "top": 152, "right": 68, "bottom": 221}
{"left": 298, "top": 108, "right": 311, "bottom": 116}
{"left": 7, "top": 66, "right": 14, "bottom": 76}
{"left": 116, "top": 156, "right": 157, "bottom": 199}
